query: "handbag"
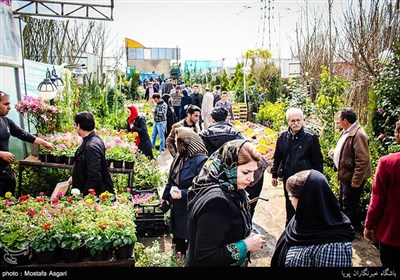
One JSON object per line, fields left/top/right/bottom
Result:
{"left": 160, "top": 200, "right": 170, "bottom": 213}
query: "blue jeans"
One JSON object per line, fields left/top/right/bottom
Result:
{"left": 152, "top": 120, "right": 166, "bottom": 151}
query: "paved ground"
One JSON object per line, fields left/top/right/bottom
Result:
{"left": 153, "top": 150, "right": 382, "bottom": 267}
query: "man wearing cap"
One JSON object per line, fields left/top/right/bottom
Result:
{"left": 201, "top": 88, "right": 214, "bottom": 130}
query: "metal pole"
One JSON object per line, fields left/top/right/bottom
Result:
{"left": 243, "top": 72, "right": 246, "bottom": 109}
{"left": 17, "top": 17, "right": 28, "bottom": 157}
{"left": 328, "top": 0, "right": 333, "bottom": 73}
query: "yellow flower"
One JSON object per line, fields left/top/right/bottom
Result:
{"left": 85, "top": 198, "right": 93, "bottom": 204}
{"left": 5, "top": 192, "right": 12, "bottom": 199}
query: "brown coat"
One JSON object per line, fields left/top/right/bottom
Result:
{"left": 338, "top": 123, "right": 372, "bottom": 186}
{"left": 166, "top": 119, "right": 200, "bottom": 157}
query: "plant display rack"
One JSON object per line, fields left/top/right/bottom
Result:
{"left": 232, "top": 102, "right": 248, "bottom": 122}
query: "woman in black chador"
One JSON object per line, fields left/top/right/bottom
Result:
{"left": 271, "top": 169, "right": 355, "bottom": 267}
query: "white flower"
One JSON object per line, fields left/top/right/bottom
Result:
{"left": 71, "top": 188, "right": 81, "bottom": 196}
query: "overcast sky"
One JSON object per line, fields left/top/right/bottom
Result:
{"left": 10, "top": 0, "right": 351, "bottom": 63}
{"left": 107, "top": 0, "right": 305, "bottom": 61}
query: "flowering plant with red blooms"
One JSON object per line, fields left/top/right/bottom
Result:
{"left": 84, "top": 189, "right": 98, "bottom": 205}
{"left": 30, "top": 213, "right": 59, "bottom": 252}
{"left": 0, "top": 191, "right": 138, "bottom": 257}
{"left": 85, "top": 220, "right": 114, "bottom": 256}
{"left": 171, "top": 251, "right": 185, "bottom": 267}
{"left": 98, "top": 191, "right": 115, "bottom": 205}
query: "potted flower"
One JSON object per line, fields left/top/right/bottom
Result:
{"left": 85, "top": 222, "right": 114, "bottom": 261}
{"left": 123, "top": 145, "right": 137, "bottom": 169}
{"left": 110, "top": 146, "right": 125, "bottom": 168}
{"left": 134, "top": 155, "right": 166, "bottom": 190}
{"left": 49, "top": 143, "right": 67, "bottom": 163}
{"left": 14, "top": 95, "right": 61, "bottom": 135}
{"left": 0, "top": 210, "right": 31, "bottom": 265}
{"left": 109, "top": 204, "right": 137, "bottom": 259}
{"left": 30, "top": 217, "right": 60, "bottom": 264}
{"left": 54, "top": 209, "right": 87, "bottom": 263}
{"left": 111, "top": 222, "right": 137, "bottom": 259}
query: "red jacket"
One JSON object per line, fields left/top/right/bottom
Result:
{"left": 365, "top": 152, "right": 400, "bottom": 247}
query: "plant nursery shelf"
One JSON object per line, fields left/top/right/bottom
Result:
{"left": 18, "top": 156, "right": 135, "bottom": 197}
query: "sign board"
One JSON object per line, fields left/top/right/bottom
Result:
{"left": 51, "top": 181, "right": 70, "bottom": 199}
{"left": 280, "top": 60, "right": 301, "bottom": 78}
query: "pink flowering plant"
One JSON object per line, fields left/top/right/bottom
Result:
{"left": 0, "top": 190, "right": 138, "bottom": 259}
{"left": 14, "top": 95, "right": 61, "bottom": 135}
{"left": 30, "top": 206, "right": 60, "bottom": 252}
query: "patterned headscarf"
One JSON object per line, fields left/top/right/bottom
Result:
{"left": 192, "top": 139, "right": 248, "bottom": 190}
{"left": 170, "top": 127, "right": 208, "bottom": 185}
{"left": 188, "top": 139, "right": 253, "bottom": 238}
{"left": 175, "top": 127, "right": 208, "bottom": 157}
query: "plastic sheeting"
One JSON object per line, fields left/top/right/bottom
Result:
{"left": 0, "top": 0, "right": 22, "bottom": 67}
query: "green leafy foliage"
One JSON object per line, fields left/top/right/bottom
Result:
{"left": 133, "top": 156, "right": 167, "bottom": 190}
{"left": 370, "top": 53, "right": 400, "bottom": 153}
{"left": 134, "top": 241, "right": 185, "bottom": 267}
{"left": 256, "top": 100, "right": 287, "bottom": 131}
{"left": 315, "top": 66, "right": 346, "bottom": 169}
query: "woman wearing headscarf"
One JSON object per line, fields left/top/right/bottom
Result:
{"left": 161, "top": 127, "right": 208, "bottom": 255}
{"left": 127, "top": 105, "right": 153, "bottom": 159}
{"left": 271, "top": 169, "right": 355, "bottom": 267}
{"left": 178, "top": 87, "right": 192, "bottom": 120}
{"left": 185, "top": 140, "right": 267, "bottom": 267}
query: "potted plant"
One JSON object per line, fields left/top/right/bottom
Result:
{"left": 54, "top": 209, "right": 87, "bottom": 263}
{"left": 110, "top": 146, "right": 125, "bottom": 168}
{"left": 85, "top": 222, "right": 113, "bottom": 261}
{"left": 30, "top": 218, "right": 60, "bottom": 264}
{"left": 0, "top": 210, "right": 31, "bottom": 265}
{"left": 49, "top": 144, "right": 68, "bottom": 163}
{"left": 14, "top": 95, "right": 61, "bottom": 135}
{"left": 123, "top": 145, "right": 137, "bottom": 169}
{"left": 134, "top": 156, "right": 166, "bottom": 190}
{"left": 111, "top": 222, "right": 137, "bottom": 259}
{"left": 109, "top": 204, "right": 137, "bottom": 259}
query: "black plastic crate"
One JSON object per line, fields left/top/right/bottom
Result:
{"left": 135, "top": 204, "right": 164, "bottom": 220}
{"left": 136, "top": 220, "right": 167, "bottom": 237}
{"left": 131, "top": 189, "right": 167, "bottom": 237}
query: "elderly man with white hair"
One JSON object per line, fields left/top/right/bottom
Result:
{"left": 270, "top": 107, "right": 324, "bottom": 226}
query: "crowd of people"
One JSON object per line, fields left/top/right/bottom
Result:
{"left": 1, "top": 84, "right": 399, "bottom": 267}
